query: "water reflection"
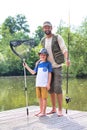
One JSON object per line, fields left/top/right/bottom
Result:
{"left": 0, "top": 76, "right": 87, "bottom": 111}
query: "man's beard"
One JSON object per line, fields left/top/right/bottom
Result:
{"left": 44, "top": 30, "right": 51, "bottom": 35}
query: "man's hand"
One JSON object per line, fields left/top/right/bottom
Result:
{"left": 65, "top": 59, "right": 70, "bottom": 66}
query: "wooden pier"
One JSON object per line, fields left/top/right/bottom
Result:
{"left": 0, "top": 106, "right": 87, "bottom": 130}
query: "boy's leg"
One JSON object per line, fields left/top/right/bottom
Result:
{"left": 39, "top": 98, "right": 43, "bottom": 112}
{"left": 35, "top": 87, "right": 42, "bottom": 116}
{"left": 38, "top": 87, "right": 47, "bottom": 117}
{"left": 40, "top": 98, "right": 47, "bottom": 115}
{"left": 47, "top": 70, "right": 56, "bottom": 114}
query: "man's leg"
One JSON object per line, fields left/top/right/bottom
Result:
{"left": 50, "top": 93, "right": 56, "bottom": 111}
{"left": 47, "top": 93, "right": 56, "bottom": 114}
{"left": 57, "top": 93, "right": 63, "bottom": 116}
{"left": 55, "top": 67, "right": 63, "bottom": 116}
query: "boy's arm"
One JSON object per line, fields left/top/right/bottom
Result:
{"left": 23, "top": 63, "right": 36, "bottom": 75}
{"left": 47, "top": 72, "right": 52, "bottom": 90}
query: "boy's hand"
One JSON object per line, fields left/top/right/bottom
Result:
{"left": 46, "top": 84, "right": 50, "bottom": 91}
{"left": 23, "top": 62, "right": 27, "bottom": 68}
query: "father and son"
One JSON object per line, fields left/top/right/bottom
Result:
{"left": 23, "top": 21, "right": 70, "bottom": 117}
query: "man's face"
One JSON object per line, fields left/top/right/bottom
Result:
{"left": 43, "top": 25, "right": 52, "bottom": 35}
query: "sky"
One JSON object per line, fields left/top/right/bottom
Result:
{"left": 0, "top": 0, "right": 87, "bottom": 35}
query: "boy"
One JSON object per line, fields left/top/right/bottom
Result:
{"left": 23, "top": 48, "right": 52, "bottom": 117}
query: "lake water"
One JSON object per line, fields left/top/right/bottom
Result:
{"left": 0, "top": 76, "right": 87, "bottom": 112}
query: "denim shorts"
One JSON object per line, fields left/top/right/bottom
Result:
{"left": 48, "top": 67, "right": 62, "bottom": 94}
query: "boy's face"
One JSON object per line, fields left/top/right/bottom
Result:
{"left": 39, "top": 53, "right": 47, "bottom": 61}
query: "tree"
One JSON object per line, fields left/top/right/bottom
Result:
{"left": 34, "top": 26, "right": 44, "bottom": 45}
{"left": 1, "top": 14, "right": 30, "bottom": 36}
{"left": 78, "top": 16, "right": 87, "bottom": 36}
{"left": 56, "top": 19, "right": 87, "bottom": 77}
{"left": 0, "top": 15, "right": 87, "bottom": 77}
{"left": 0, "top": 14, "right": 31, "bottom": 76}
{"left": 15, "top": 14, "right": 30, "bottom": 33}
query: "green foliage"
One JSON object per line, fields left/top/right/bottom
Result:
{"left": 0, "top": 14, "right": 87, "bottom": 77}
{"left": 34, "top": 26, "right": 44, "bottom": 45}
{"left": 56, "top": 18, "right": 87, "bottom": 78}
{"left": 78, "top": 16, "right": 87, "bottom": 36}
{"left": 26, "top": 45, "right": 42, "bottom": 72}
{"left": 1, "top": 14, "right": 30, "bottom": 35}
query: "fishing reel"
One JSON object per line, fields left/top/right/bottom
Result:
{"left": 65, "top": 96, "right": 71, "bottom": 103}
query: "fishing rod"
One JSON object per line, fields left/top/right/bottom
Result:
{"left": 65, "top": 32, "right": 71, "bottom": 114}
{"left": 65, "top": 7, "right": 71, "bottom": 114}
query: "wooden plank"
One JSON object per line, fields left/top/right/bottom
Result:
{"left": 0, "top": 106, "right": 87, "bottom": 130}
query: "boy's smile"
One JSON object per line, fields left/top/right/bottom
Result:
{"left": 39, "top": 54, "right": 47, "bottom": 61}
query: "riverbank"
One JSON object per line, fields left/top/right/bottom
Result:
{"left": 0, "top": 76, "right": 87, "bottom": 112}
{"left": 0, "top": 106, "right": 87, "bottom": 130}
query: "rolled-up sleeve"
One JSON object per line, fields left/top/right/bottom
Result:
{"left": 57, "top": 34, "right": 67, "bottom": 54}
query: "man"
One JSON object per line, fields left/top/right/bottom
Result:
{"left": 41, "top": 21, "right": 70, "bottom": 116}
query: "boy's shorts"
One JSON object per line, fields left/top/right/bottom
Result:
{"left": 36, "top": 87, "right": 48, "bottom": 99}
{"left": 48, "top": 67, "right": 62, "bottom": 94}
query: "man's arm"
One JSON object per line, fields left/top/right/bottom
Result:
{"left": 64, "top": 51, "right": 70, "bottom": 66}
{"left": 57, "top": 34, "right": 68, "bottom": 54}
{"left": 58, "top": 34, "right": 70, "bottom": 66}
